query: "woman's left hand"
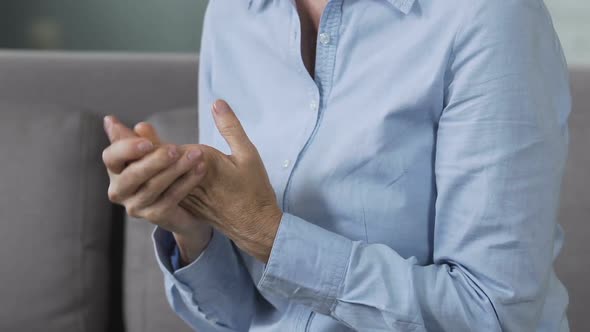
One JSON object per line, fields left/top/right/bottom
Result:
{"left": 180, "top": 100, "right": 283, "bottom": 263}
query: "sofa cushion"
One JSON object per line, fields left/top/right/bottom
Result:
{"left": 0, "top": 103, "right": 111, "bottom": 332}
{"left": 124, "top": 107, "right": 197, "bottom": 332}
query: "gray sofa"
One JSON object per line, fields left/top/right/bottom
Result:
{"left": 0, "top": 51, "right": 587, "bottom": 332}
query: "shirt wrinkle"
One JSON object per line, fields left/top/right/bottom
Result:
{"left": 153, "top": 1, "right": 570, "bottom": 331}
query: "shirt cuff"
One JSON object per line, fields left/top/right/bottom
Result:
{"left": 153, "top": 227, "right": 233, "bottom": 292}
{"left": 257, "top": 213, "right": 353, "bottom": 315}
{"left": 171, "top": 242, "right": 182, "bottom": 271}
{"left": 153, "top": 227, "right": 257, "bottom": 328}
{"left": 168, "top": 233, "right": 211, "bottom": 272}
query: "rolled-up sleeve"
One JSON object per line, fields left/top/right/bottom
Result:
{"left": 258, "top": 1, "right": 571, "bottom": 331}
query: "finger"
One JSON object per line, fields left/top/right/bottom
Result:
{"left": 146, "top": 161, "right": 208, "bottom": 218}
{"left": 131, "top": 148, "right": 204, "bottom": 208}
{"left": 113, "top": 145, "right": 181, "bottom": 199}
{"left": 184, "top": 143, "right": 234, "bottom": 189}
{"left": 104, "top": 115, "right": 137, "bottom": 143}
{"left": 103, "top": 138, "right": 155, "bottom": 174}
{"left": 134, "top": 122, "right": 162, "bottom": 145}
{"left": 211, "top": 100, "right": 256, "bottom": 159}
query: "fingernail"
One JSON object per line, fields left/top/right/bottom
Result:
{"left": 212, "top": 100, "right": 230, "bottom": 114}
{"left": 168, "top": 146, "right": 179, "bottom": 159}
{"left": 138, "top": 141, "right": 153, "bottom": 152}
{"left": 187, "top": 150, "right": 202, "bottom": 161}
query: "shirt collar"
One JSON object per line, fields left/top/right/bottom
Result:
{"left": 384, "top": 0, "right": 416, "bottom": 14}
{"left": 248, "top": 0, "right": 416, "bottom": 15}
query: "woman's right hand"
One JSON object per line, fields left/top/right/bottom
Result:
{"left": 102, "top": 116, "right": 213, "bottom": 265}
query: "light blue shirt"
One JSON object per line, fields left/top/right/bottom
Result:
{"left": 153, "top": 0, "right": 571, "bottom": 331}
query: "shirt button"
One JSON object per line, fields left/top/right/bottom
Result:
{"left": 282, "top": 159, "right": 291, "bottom": 169}
{"left": 310, "top": 101, "right": 319, "bottom": 112}
{"left": 319, "top": 33, "right": 331, "bottom": 45}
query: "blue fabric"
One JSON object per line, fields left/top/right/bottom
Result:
{"left": 171, "top": 241, "right": 181, "bottom": 272}
{"left": 153, "top": 0, "right": 571, "bottom": 331}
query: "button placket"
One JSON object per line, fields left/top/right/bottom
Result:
{"left": 309, "top": 100, "right": 319, "bottom": 112}
{"left": 276, "top": 7, "right": 309, "bottom": 210}
{"left": 319, "top": 32, "right": 331, "bottom": 45}
{"left": 282, "top": 0, "right": 344, "bottom": 212}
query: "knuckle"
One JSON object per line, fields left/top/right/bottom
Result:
{"left": 102, "top": 149, "right": 113, "bottom": 169}
{"left": 190, "top": 171, "right": 206, "bottom": 187}
{"left": 125, "top": 204, "right": 141, "bottom": 218}
{"left": 243, "top": 152, "right": 261, "bottom": 167}
{"left": 159, "top": 145, "right": 175, "bottom": 158}
{"left": 144, "top": 207, "right": 166, "bottom": 223}
{"left": 246, "top": 143, "right": 260, "bottom": 157}
{"left": 102, "top": 149, "right": 109, "bottom": 164}
{"left": 250, "top": 143, "right": 260, "bottom": 155}
{"left": 137, "top": 184, "right": 157, "bottom": 205}
{"left": 132, "top": 195, "right": 148, "bottom": 210}
{"left": 107, "top": 186, "right": 121, "bottom": 202}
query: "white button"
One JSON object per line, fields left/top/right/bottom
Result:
{"left": 282, "top": 159, "right": 291, "bottom": 169}
{"left": 310, "top": 100, "right": 319, "bottom": 111}
{"left": 319, "top": 33, "right": 331, "bottom": 45}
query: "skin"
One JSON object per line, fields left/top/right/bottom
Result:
{"left": 296, "top": 0, "right": 328, "bottom": 76}
{"left": 103, "top": 1, "right": 328, "bottom": 265}
{"left": 103, "top": 101, "right": 283, "bottom": 263}
{"left": 179, "top": 101, "right": 283, "bottom": 262}
{"left": 103, "top": 117, "right": 213, "bottom": 263}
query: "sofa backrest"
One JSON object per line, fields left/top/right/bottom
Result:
{"left": 0, "top": 102, "right": 111, "bottom": 332}
{"left": 0, "top": 51, "right": 198, "bottom": 124}
{"left": 0, "top": 51, "right": 587, "bottom": 331}
{"left": 0, "top": 51, "right": 199, "bottom": 332}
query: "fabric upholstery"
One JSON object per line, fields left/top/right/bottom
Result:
{"left": 0, "top": 51, "right": 587, "bottom": 332}
{"left": 555, "top": 67, "right": 590, "bottom": 332}
{"left": 0, "top": 103, "right": 111, "bottom": 332}
{"left": 0, "top": 51, "right": 198, "bottom": 125}
{"left": 0, "top": 51, "right": 200, "bottom": 332}
{"left": 124, "top": 107, "right": 197, "bottom": 332}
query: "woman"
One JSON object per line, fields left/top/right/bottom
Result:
{"left": 102, "top": 0, "right": 571, "bottom": 331}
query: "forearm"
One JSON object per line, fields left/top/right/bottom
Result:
{"left": 181, "top": 194, "right": 281, "bottom": 263}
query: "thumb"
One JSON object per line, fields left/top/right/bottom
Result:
{"left": 134, "top": 122, "right": 162, "bottom": 145}
{"left": 212, "top": 100, "right": 254, "bottom": 158}
{"left": 104, "top": 115, "right": 136, "bottom": 143}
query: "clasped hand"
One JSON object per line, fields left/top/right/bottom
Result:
{"left": 102, "top": 100, "right": 282, "bottom": 264}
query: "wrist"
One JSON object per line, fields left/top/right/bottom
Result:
{"left": 234, "top": 208, "right": 282, "bottom": 263}
{"left": 173, "top": 226, "right": 213, "bottom": 267}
